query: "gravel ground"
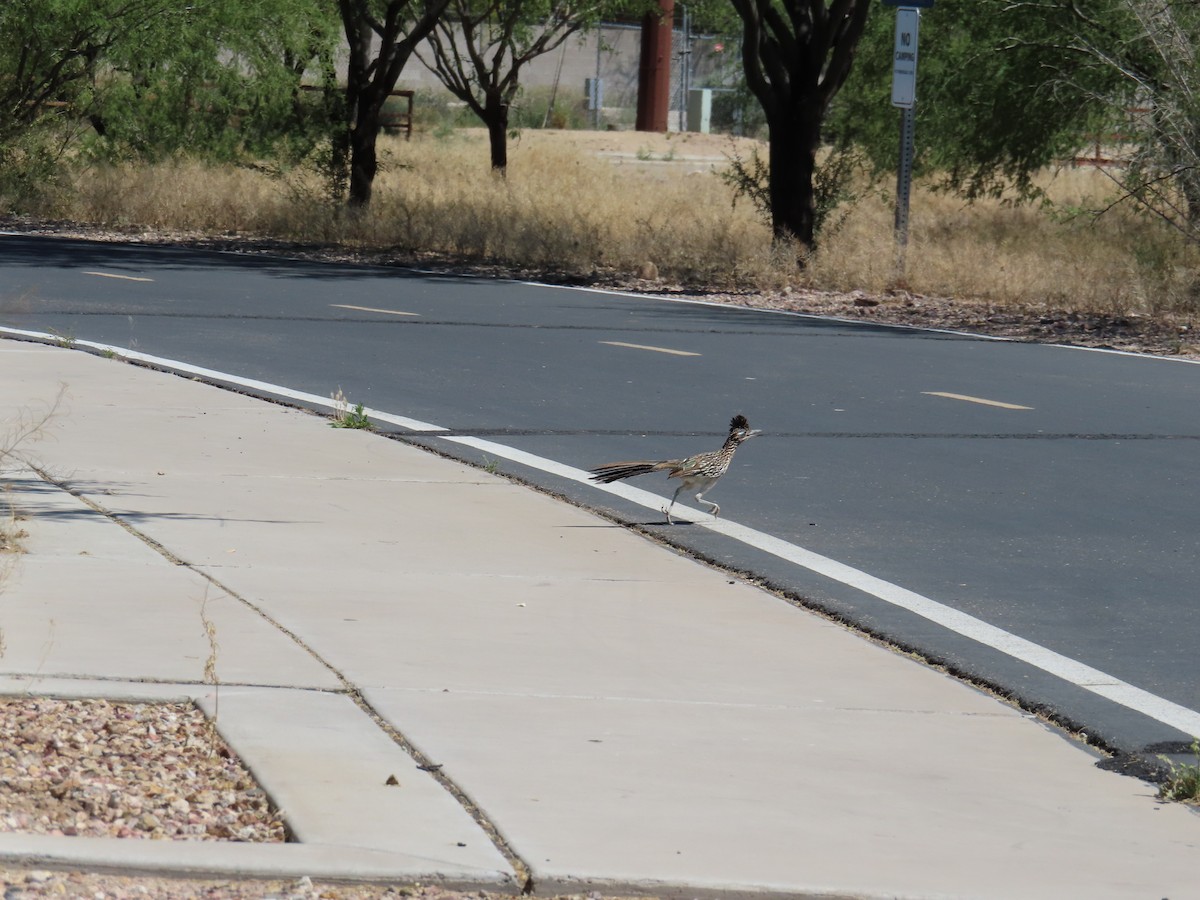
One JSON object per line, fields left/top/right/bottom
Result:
{"left": 0, "top": 698, "right": 285, "bottom": 843}
{"left": 0, "top": 870, "right": 642, "bottom": 900}
{"left": 0, "top": 698, "right": 655, "bottom": 899}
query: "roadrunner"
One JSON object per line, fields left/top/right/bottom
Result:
{"left": 588, "top": 414, "right": 761, "bottom": 524}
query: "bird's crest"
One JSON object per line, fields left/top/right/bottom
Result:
{"left": 730, "top": 414, "right": 750, "bottom": 432}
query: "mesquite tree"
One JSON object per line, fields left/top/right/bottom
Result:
{"left": 832, "top": 0, "right": 1200, "bottom": 245}
{"left": 0, "top": 0, "right": 175, "bottom": 146}
{"left": 1054, "top": 0, "right": 1200, "bottom": 241}
{"left": 0, "top": 0, "right": 335, "bottom": 195}
{"left": 335, "top": 0, "right": 451, "bottom": 205}
{"left": 417, "top": 0, "right": 607, "bottom": 173}
{"left": 97, "top": 0, "right": 338, "bottom": 161}
{"left": 828, "top": 0, "right": 1117, "bottom": 201}
{"left": 730, "top": 0, "right": 872, "bottom": 250}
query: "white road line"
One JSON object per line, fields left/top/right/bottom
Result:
{"left": 0, "top": 327, "right": 446, "bottom": 433}
{"left": 4, "top": 325, "right": 1198, "bottom": 739}
{"left": 599, "top": 340, "right": 700, "bottom": 357}
{"left": 433, "top": 435, "right": 1200, "bottom": 739}
{"left": 82, "top": 271, "right": 153, "bottom": 283}
{"left": 923, "top": 391, "right": 1033, "bottom": 410}
{"left": 331, "top": 304, "right": 419, "bottom": 317}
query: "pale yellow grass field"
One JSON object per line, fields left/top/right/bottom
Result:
{"left": 35, "top": 129, "right": 1200, "bottom": 316}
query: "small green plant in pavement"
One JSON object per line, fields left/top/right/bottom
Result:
{"left": 1159, "top": 739, "right": 1200, "bottom": 803}
{"left": 333, "top": 402, "right": 371, "bottom": 430}
{"left": 47, "top": 328, "right": 76, "bottom": 349}
{"left": 330, "top": 389, "right": 371, "bottom": 430}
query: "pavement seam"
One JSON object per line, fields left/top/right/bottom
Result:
{"left": 25, "top": 463, "right": 536, "bottom": 894}
{"left": 1, "top": 672, "right": 349, "bottom": 691}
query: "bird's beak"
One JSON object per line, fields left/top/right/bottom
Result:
{"left": 746, "top": 429, "right": 763, "bottom": 439}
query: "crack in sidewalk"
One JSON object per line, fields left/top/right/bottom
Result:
{"left": 25, "top": 463, "right": 535, "bottom": 894}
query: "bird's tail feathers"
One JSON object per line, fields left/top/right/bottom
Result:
{"left": 588, "top": 460, "right": 670, "bottom": 483}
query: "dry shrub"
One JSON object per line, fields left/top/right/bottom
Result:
{"left": 32, "top": 132, "right": 1200, "bottom": 317}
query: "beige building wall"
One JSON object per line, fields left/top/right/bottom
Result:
{"left": 387, "top": 23, "right": 734, "bottom": 121}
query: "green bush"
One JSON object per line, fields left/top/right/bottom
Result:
{"left": 711, "top": 87, "right": 767, "bottom": 139}
{"left": 509, "top": 85, "right": 589, "bottom": 131}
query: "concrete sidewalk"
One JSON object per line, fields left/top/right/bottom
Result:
{"left": 0, "top": 339, "right": 1197, "bottom": 899}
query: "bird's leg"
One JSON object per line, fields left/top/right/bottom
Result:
{"left": 664, "top": 483, "right": 685, "bottom": 525}
{"left": 696, "top": 491, "right": 719, "bottom": 517}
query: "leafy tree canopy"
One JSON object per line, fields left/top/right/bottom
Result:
{"left": 827, "top": 0, "right": 1123, "bottom": 199}
{"left": 94, "top": 0, "right": 340, "bottom": 161}
{"left": 0, "top": 0, "right": 339, "bottom": 168}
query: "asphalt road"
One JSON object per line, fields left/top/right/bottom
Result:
{"left": 2, "top": 233, "right": 1198, "bottom": 767}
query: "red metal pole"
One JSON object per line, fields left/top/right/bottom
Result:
{"left": 635, "top": 0, "right": 674, "bottom": 132}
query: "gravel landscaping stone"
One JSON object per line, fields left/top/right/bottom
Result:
{"left": 0, "top": 698, "right": 285, "bottom": 843}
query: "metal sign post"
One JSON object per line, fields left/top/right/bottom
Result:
{"left": 894, "top": 105, "right": 917, "bottom": 278}
{"left": 883, "top": 0, "right": 930, "bottom": 280}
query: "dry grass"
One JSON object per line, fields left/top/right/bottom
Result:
{"left": 41, "top": 130, "right": 780, "bottom": 287}
{"left": 0, "top": 484, "right": 25, "bottom": 555}
{"left": 24, "top": 129, "right": 1200, "bottom": 318}
{"left": 810, "top": 165, "right": 1200, "bottom": 317}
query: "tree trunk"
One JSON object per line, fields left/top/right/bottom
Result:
{"left": 484, "top": 95, "right": 510, "bottom": 174}
{"left": 335, "top": 0, "right": 450, "bottom": 208}
{"left": 348, "top": 97, "right": 381, "bottom": 207}
{"left": 766, "top": 98, "right": 821, "bottom": 250}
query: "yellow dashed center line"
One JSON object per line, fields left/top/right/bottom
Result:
{"left": 83, "top": 271, "right": 153, "bottom": 283}
{"left": 599, "top": 341, "right": 700, "bottom": 357}
{"left": 923, "top": 391, "right": 1033, "bottom": 410}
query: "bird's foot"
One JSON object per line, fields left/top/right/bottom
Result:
{"left": 662, "top": 505, "right": 675, "bottom": 525}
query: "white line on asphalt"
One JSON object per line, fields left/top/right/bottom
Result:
{"left": 429, "top": 435, "right": 1200, "bottom": 740}
{"left": 5, "top": 324, "right": 1199, "bottom": 739}
{"left": 599, "top": 341, "right": 700, "bottom": 357}
{"left": 0, "top": 327, "right": 447, "bottom": 433}
{"left": 923, "top": 391, "right": 1034, "bottom": 410}
{"left": 82, "top": 271, "right": 153, "bottom": 283}
{"left": 331, "top": 304, "right": 419, "bottom": 317}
